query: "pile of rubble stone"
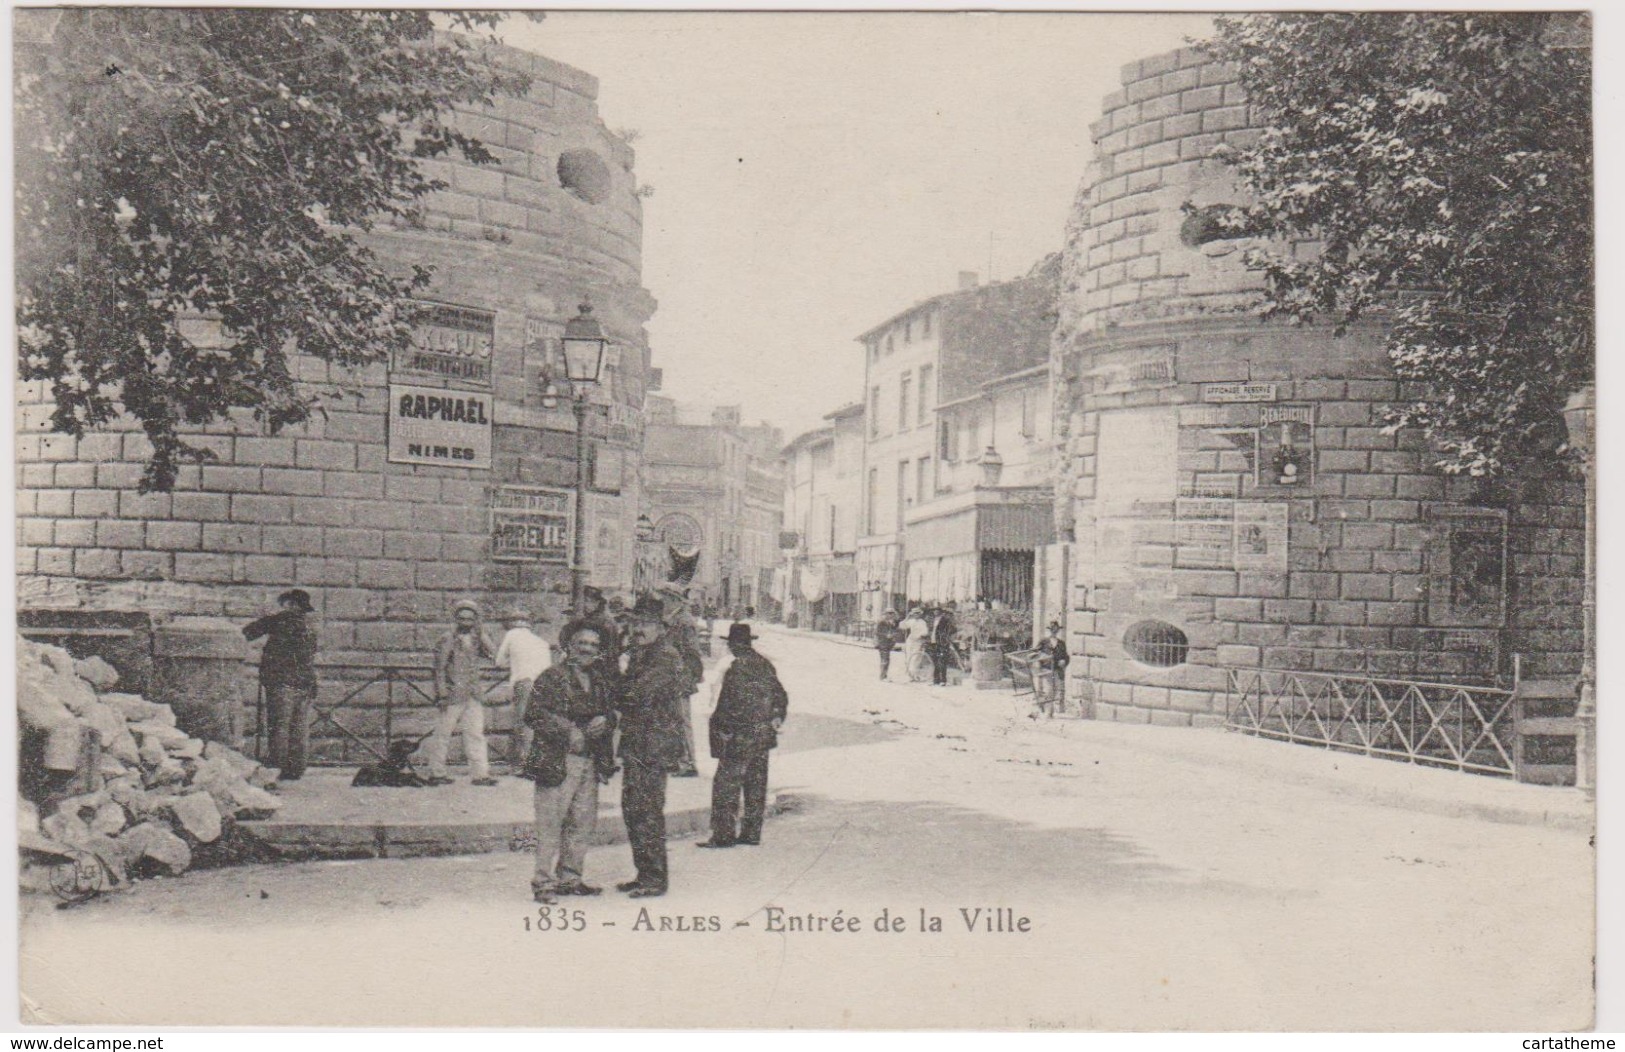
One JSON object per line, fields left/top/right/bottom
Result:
{"left": 17, "top": 636, "right": 282, "bottom": 891}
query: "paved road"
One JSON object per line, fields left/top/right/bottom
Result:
{"left": 20, "top": 627, "right": 1594, "bottom": 1030}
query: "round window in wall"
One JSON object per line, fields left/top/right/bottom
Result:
{"left": 1124, "top": 620, "right": 1189, "bottom": 668}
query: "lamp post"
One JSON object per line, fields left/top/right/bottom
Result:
{"left": 1562, "top": 386, "right": 1596, "bottom": 798}
{"left": 541, "top": 301, "right": 609, "bottom": 613}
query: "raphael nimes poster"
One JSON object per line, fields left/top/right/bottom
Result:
{"left": 10, "top": 5, "right": 1609, "bottom": 1034}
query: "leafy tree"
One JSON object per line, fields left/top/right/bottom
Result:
{"left": 1201, "top": 13, "right": 1592, "bottom": 476}
{"left": 16, "top": 10, "right": 530, "bottom": 490}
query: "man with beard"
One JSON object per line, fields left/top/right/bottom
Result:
{"left": 614, "top": 596, "right": 691, "bottom": 898}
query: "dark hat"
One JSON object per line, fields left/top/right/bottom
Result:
{"left": 278, "top": 589, "right": 314, "bottom": 612}
{"left": 630, "top": 595, "right": 666, "bottom": 622}
{"left": 583, "top": 586, "right": 605, "bottom": 601}
{"left": 1047, "top": 620, "right": 1063, "bottom": 631}
{"left": 725, "top": 623, "right": 757, "bottom": 646}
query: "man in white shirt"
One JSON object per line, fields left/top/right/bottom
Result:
{"left": 496, "top": 607, "right": 553, "bottom": 766}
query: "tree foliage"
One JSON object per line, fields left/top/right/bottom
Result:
{"left": 1202, "top": 13, "right": 1592, "bottom": 476}
{"left": 16, "top": 10, "right": 530, "bottom": 490}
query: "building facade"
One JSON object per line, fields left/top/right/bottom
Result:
{"left": 776, "top": 403, "right": 864, "bottom": 629}
{"left": 857, "top": 264, "right": 1060, "bottom": 621}
{"left": 642, "top": 397, "right": 784, "bottom": 612}
{"left": 1051, "top": 47, "right": 1587, "bottom": 726}
{"left": 16, "top": 40, "right": 659, "bottom": 744}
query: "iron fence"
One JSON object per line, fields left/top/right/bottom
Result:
{"left": 252, "top": 660, "right": 512, "bottom": 766}
{"left": 1224, "top": 666, "right": 1518, "bottom": 778}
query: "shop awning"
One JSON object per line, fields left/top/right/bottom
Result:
{"left": 978, "top": 503, "right": 1054, "bottom": 551}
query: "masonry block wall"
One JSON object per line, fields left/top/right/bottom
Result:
{"left": 1050, "top": 48, "right": 1586, "bottom": 727}
{"left": 16, "top": 42, "right": 659, "bottom": 757}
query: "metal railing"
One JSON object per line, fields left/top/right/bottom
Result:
{"left": 253, "top": 659, "right": 512, "bottom": 766}
{"left": 1224, "top": 666, "right": 1518, "bottom": 778}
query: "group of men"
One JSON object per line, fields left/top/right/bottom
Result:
{"left": 874, "top": 602, "right": 960, "bottom": 686}
{"left": 243, "top": 582, "right": 791, "bottom": 905}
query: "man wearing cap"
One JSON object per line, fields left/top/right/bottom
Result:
{"left": 242, "top": 589, "right": 319, "bottom": 782}
{"left": 697, "top": 624, "right": 788, "bottom": 849}
{"left": 426, "top": 599, "right": 498, "bottom": 787}
{"left": 615, "top": 595, "right": 691, "bottom": 897}
{"left": 496, "top": 606, "right": 552, "bottom": 767}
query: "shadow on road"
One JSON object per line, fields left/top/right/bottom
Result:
{"left": 774, "top": 712, "right": 903, "bottom": 755}
{"left": 759, "top": 792, "right": 1270, "bottom": 902}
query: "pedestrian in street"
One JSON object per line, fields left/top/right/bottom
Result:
{"left": 657, "top": 583, "right": 704, "bottom": 777}
{"left": 875, "top": 609, "right": 901, "bottom": 681}
{"left": 242, "top": 588, "right": 318, "bottom": 782}
{"left": 425, "top": 599, "right": 498, "bottom": 787}
{"left": 523, "top": 620, "right": 618, "bottom": 904}
{"left": 900, "top": 606, "right": 930, "bottom": 683}
{"left": 496, "top": 606, "right": 552, "bottom": 767}
{"left": 697, "top": 623, "right": 788, "bottom": 849}
{"left": 1037, "top": 620, "right": 1070, "bottom": 717}
{"left": 928, "top": 601, "right": 958, "bottom": 686}
{"left": 615, "top": 595, "right": 692, "bottom": 898}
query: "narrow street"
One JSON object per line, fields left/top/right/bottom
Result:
{"left": 21, "top": 628, "right": 1592, "bottom": 1031}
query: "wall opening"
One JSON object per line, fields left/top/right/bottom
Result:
{"left": 1124, "top": 620, "right": 1189, "bottom": 668}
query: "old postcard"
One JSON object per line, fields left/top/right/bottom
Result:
{"left": 11, "top": 7, "right": 1604, "bottom": 1032}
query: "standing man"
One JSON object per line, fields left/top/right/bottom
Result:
{"left": 242, "top": 588, "right": 318, "bottom": 783}
{"left": 874, "top": 609, "right": 901, "bottom": 682}
{"left": 615, "top": 595, "right": 691, "bottom": 898}
{"left": 657, "top": 583, "right": 704, "bottom": 777}
{"left": 1037, "top": 619, "right": 1070, "bottom": 717}
{"left": 698, "top": 624, "right": 788, "bottom": 849}
{"left": 496, "top": 607, "right": 552, "bottom": 767}
{"left": 928, "top": 601, "right": 958, "bottom": 686}
{"left": 524, "top": 621, "right": 617, "bottom": 903}
{"left": 426, "top": 599, "right": 498, "bottom": 787}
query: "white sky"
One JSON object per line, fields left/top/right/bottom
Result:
{"left": 504, "top": 12, "right": 1215, "bottom": 442}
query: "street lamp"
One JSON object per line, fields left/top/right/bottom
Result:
{"left": 541, "top": 300, "right": 609, "bottom": 613}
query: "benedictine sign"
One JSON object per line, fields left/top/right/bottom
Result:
{"left": 387, "top": 383, "right": 493, "bottom": 469}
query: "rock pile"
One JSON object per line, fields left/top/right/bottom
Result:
{"left": 17, "top": 636, "right": 282, "bottom": 890}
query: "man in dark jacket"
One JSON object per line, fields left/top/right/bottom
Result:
{"left": 1037, "top": 619, "right": 1070, "bottom": 716}
{"left": 874, "top": 610, "right": 900, "bottom": 681}
{"left": 698, "top": 624, "right": 789, "bottom": 848}
{"left": 242, "top": 589, "right": 318, "bottom": 781}
{"left": 524, "top": 620, "right": 618, "bottom": 903}
{"left": 615, "top": 596, "right": 691, "bottom": 898}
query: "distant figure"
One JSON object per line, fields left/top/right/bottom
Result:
{"left": 242, "top": 588, "right": 318, "bottom": 782}
{"left": 698, "top": 624, "right": 788, "bottom": 849}
{"left": 426, "top": 599, "right": 498, "bottom": 787}
{"left": 1037, "top": 620, "right": 1070, "bottom": 717}
{"left": 352, "top": 735, "right": 430, "bottom": 788}
{"left": 496, "top": 607, "right": 552, "bottom": 766}
{"left": 875, "top": 610, "right": 901, "bottom": 681}
{"left": 899, "top": 607, "right": 930, "bottom": 683}
{"left": 928, "top": 602, "right": 958, "bottom": 686}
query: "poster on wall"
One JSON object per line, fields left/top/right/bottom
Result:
{"left": 388, "top": 383, "right": 493, "bottom": 469}
{"left": 491, "top": 484, "right": 572, "bottom": 563}
{"left": 393, "top": 302, "right": 495, "bottom": 387}
{"left": 1233, "top": 503, "right": 1290, "bottom": 572}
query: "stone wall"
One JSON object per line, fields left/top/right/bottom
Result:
{"left": 1052, "top": 48, "right": 1586, "bottom": 727}
{"left": 16, "top": 41, "right": 660, "bottom": 755}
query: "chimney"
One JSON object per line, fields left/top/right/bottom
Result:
{"left": 958, "top": 270, "right": 980, "bottom": 291}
